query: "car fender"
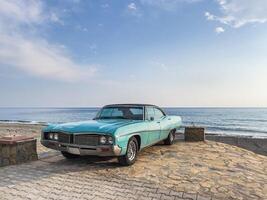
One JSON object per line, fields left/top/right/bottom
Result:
{"left": 115, "top": 132, "right": 142, "bottom": 155}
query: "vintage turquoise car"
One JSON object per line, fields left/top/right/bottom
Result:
{"left": 41, "top": 104, "right": 182, "bottom": 165}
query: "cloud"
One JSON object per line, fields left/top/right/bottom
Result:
{"left": 0, "top": 0, "right": 96, "bottom": 82}
{"left": 50, "top": 13, "right": 64, "bottom": 25}
{"left": 126, "top": 2, "right": 142, "bottom": 17}
{"left": 0, "top": 34, "right": 96, "bottom": 81}
{"left": 215, "top": 27, "right": 225, "bottom": 34}
{"left": 76, "top": 24, "right": 89, "bottom": 32}
{"left": 128, "top": 3, "right": 137, "bottom": 11}
{"left": 140, "top": 0, "right": 202, "bottom": 10}
{"left": 205, "top": 12, "right": 215, "bottom": 21}
{"left": 205, "top": 0, "right": 267, "bottom": 28}
{"left": 0, "top": 0, "right": 44, "bottom": 24}
{"left": 150, "top": 60, "right": 168, "bottom": 71}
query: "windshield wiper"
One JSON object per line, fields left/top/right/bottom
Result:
{"left": 96, "top": 116, "right": 131, "bottom": 120}
{"left": 114, "top": 116, "right": 131, "bottom": 119}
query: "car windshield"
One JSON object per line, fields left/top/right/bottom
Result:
{"left": 95, "top": 106, "right": 144, "bottom": 120}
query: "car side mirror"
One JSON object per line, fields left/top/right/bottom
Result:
{"left": 150, "top": 117, "right": 154, "bottom": 121}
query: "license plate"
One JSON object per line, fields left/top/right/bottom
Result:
{"left": 68, "top": 147, "right": 80, "bottom": 155}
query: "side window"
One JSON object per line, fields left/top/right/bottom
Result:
{"left": 154, "top": 108, "right": 164, "bottom": 120}
{"left": 129, "top": 108, "right": 143, "bottom": 115}
{"left": 146, "top": 107, "right": 155, "bottom": 120}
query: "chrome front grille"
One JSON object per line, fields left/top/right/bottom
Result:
{"left": 74, "top": 135, "right": 99, "bottom": 146}
{"left": 58, "top": 132, "right": 71, "bottom": 143}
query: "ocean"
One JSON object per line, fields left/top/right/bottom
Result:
{"left": 0, "top": 107, "right": 266, "bottom": 138}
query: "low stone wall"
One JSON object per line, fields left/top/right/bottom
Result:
{"left": 206, "top": 134, "right": 267, "bottom": 156}
{"left": 176, "top": 131, "right": 267, "bottom": 156}
{"left": 184, "top": 127, "right": 205, "bottom": 142}
{"left": 0, "top": 136, "right": 38, "bottom": 167}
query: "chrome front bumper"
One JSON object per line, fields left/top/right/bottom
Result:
{"left": 41, "top": 140, "right": 122, "bottom": 156}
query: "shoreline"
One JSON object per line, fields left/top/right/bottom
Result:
{"left": 1, "top": 120, "right": 267, "bottom": 138}
{"left": 0, "top": 122, "right": 266, "bottom": 156}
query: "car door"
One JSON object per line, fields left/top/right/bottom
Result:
{"left": 153, "top": 107, "right": 169, "bottom": 140}
{"left": 153, "top": 107, "right": 170, "bottom": 140}
{"left": 146, "top": 106, "right": 161, "bottom": 144}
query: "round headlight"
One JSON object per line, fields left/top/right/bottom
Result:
{"left": 54, "top": 133, "right": 58, "bottom": 140}
{"left": 49, "top": 133, "right": 53, "bottom": 140}
{"left": 108, "top": 136, "right": 113, "bottom": 144}
{"left": 99, "top": 136, "right": 106, "bottom": 144}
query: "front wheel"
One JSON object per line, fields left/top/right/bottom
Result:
{"left": 118, "top": 137, "right": 138, "bottom": 166}
{"left": 164, "top": 130, "right": 176, "bottom": 145}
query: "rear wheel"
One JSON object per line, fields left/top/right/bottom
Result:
{"left": 164, "top": 130, "right": 176, "bottom": 145}
{"left": 118, "top": 137, "right": 138, "bottom": 166}
{"left": 61, "top": 151, "right": 80, "bottom": 159}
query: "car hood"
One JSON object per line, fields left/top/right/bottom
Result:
{"left": 43, "top": 120, "right": 141, "bottom": 135}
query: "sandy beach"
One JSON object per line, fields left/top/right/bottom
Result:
{"left": 0, "top": 123, "right": 267, "bottom": 199}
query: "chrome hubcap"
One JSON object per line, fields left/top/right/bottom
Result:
{"left": 127, "top": 140, "right": 137, "bottom": 161}
{"left": 170, "top": 132, "right": 174, "bottom": 141}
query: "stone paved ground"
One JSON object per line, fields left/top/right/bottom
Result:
{"left": 0, "top": 155, "right": 210, "bottom": 200}
{"left": 0, "top": 123, "right": 267, "bottom": 200}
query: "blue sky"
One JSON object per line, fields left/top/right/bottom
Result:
{"left": 0, "top": 0, "right": 267, "bottom": 107}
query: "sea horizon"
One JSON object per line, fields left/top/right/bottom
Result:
{"left": 1, "top": 107, "right": 267, "bottom": 138}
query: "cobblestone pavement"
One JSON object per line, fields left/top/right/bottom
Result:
{"left": 0, "top": 155, "right": 211, "bottom": 200}
{"left": 0, "top": 124, "right": 267, "bottom": 200}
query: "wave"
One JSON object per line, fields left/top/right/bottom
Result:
{"left": 180, "top": 124, "right": 267, "bottom": 135}
{"left": 225, "top": 118, "right": 267, "bottom": 123}
{"left": 202, "top": 125, "right": 267, "bottom": 135}
{"left": 0, "top": 120, "right": 47, "bottom": 125}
